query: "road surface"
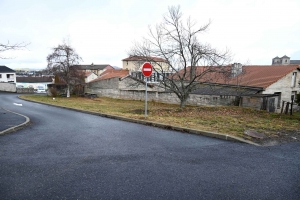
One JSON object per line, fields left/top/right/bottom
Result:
{"left": 0, "top": 92, "right": 300, "bottom": 199}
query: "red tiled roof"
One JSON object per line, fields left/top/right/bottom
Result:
{"left": 227, "top": 65, "right": 300, "bottom": 88}
{"left": 90, "top": 69, "right": 129, "bottom": 82}
{"left": 174, "top": 66, "right": 231, "bottom": 83}
{"left": 122, "top": 56, "right": 167, "bottom": 63}
{"left": 176, "top": 65, "right": 300, "bottom": 89}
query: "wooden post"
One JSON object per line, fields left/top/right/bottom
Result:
{"left": 280, "top": 101, "right": 285, "bottom": 114}
{"left": 285, "top": 102, "right": 290, "bottom": 114}
{"left": 290, "top": 100, "right": 294, "bottom": 115}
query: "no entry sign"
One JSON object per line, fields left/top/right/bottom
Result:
{"left": 142, "top": 62, "right": 153, "bottom": 77}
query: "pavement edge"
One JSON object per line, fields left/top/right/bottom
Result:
{"left": 0, "top": 107, "right": 31, "bottom": 135}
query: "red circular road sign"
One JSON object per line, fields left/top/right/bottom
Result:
{"left": 142, "top": 62, "right": 153, "bottom": 77}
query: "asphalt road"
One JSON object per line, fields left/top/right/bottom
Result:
{"left": 0, "top": 92, "right": 300, "bottom": 199}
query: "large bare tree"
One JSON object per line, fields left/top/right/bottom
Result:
{"left": 46, "top": 41, "right": 83, "bottom": 97}
{"left": 0, "top": 41, "right": 29, "bottom": 59}
{"left": 130, "top": 6, "right": 231, "bottom": 108}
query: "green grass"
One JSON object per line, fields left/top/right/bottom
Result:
{"left": 20, "top": 95, "right": 300, "bottom": 141}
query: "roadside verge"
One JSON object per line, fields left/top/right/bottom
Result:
{"left": 20, "top": 97, "right": 260, "bottom": 146}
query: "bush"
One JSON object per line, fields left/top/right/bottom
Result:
{"left": 49, "top": 87, "right": 57, "bottom": 97}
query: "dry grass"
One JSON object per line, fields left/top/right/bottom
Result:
{"left": 20, "top": 95, "right": 300, "bottom": 141}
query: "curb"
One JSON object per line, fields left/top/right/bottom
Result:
{"left": 0, "top": 107, "right": 31, "bottom": 135}
{"left": 19, "top": 97, "right": 260, "bottom": 146}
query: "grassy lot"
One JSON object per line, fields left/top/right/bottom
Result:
{"left": 20, "top": 95, "right": 300, "bottom": 143}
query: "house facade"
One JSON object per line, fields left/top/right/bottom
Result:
{"left": 122, "top": 56, "right": 169, "bottom": 72}
{"left": 223, "top": 65, "right": 300, "bottom": 112}
{"left": 75, "top": 64, "right": 114, "bottom": 76}
{"left": 0, "top": 65, "right": 16, "bottom": 83}
{"left": 84, "top": 72, "right": 98, "bottom": 83}
{"left": 272, "top": 55, "right": 300, "bottom": 65}
{"left": 16, "top": 76, "right": 53, "bottom": 93}
{"left": 0, "top": 66, "right": 16, "bottom": 92}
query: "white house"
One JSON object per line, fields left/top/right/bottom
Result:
{"left": 0, "top": 65, "right": 17, "bottom": 92}
{"left": 0, "top": 65, "right": 16, "bottom": 83}
{"left": 224, "top": 65, "right": 300, "bottom": 111}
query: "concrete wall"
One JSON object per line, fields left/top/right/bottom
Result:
{"left": 0, "top": 83, "right": 16, "bottom": 92}
{"left": 86, "top": 77, "right": 285, "bottom": 111}
{"left": 86, "top": 87, "right": 263, "bottom": 108}
{"left": 87, "top": 77, "right": 120, "bottom": 90}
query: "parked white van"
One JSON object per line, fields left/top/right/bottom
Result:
{"left": 36, "top": 85, "right": 46, "bottom": 93}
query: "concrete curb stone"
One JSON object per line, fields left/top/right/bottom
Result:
{"left": 20, "top": 97, "right": 261, "bottom": 146}
{"left": 0, "top": 107, "right": 31, "bottom": 135}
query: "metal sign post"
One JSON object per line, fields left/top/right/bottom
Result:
{"left": 141, "top": 62, "right": 153, "bottom": 118}
{"left": 145, "top": 77, "right": 148, "bottom": 117}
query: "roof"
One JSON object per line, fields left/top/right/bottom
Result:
{"left": 74, "top": 64, "right": 112, "bottom": 70}
{"left": 226, "top": 65, "right": 300, "bottom": 88}
{"left": 173, "top": 65, "right": 231, "bottom": 83}
{"left": 0, "top": 66, "right": 15, "bottom": 73}
{"left": 16, "top": 76, "right": 53, "bottom": 83}
{"left": 90, "top": 69, "right": 129, "bottom": 82}
{"left": 122, "top": 56, "right": 167, "bottom": 63}
{"left": 176, "top": 64, "right": 300, "bottom": 89}
{"left": 290, "top": 60, "right": 300, "bottom": 64}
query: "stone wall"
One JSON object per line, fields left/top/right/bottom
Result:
{"left": 16, "top": 88, "right": 34, "bottom": 93}
{"left": 88, "top": 87, "right": 238, "bottom": 107}
{"left": 0, "top": 83, "right": 16, "bottom": 92}
{"left": 88, "top": 77, "right": 120, "bottom": 89}
{"left": 85, "top": 77, "right": 284, "bottom": 111}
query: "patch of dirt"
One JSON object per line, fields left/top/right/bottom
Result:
{"left": 250, "top": 130, "right": 300, "bottom": 146}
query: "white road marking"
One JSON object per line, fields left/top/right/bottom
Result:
{"left": 13, "top": 103, "right": 23, "bottom": 106}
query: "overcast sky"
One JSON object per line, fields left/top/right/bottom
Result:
{"left": 1, "top": 0, "right": 300, "bottom": 70}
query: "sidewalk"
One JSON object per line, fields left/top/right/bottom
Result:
{"left": 0, "top": 108, "right": 30, "bottom": 135}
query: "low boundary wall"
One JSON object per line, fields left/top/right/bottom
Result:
{"left": 0, "top": 83, "right": 16, "bottom": 92}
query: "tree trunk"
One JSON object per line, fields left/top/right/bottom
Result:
{"left": 67, "top": 84, "right": 70, "bottom": 98}
{"left": 180, "top": 96, "right": 188, "bottom": 108}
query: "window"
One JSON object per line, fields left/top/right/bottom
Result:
{"left": 0, "top": 74, "right": 2, "bottom": 78}
{"left": 291, "top": 72, "right": 297, "bottom": 87}
{"left": 274, "top": 92, "right": 281, "bottom": 108}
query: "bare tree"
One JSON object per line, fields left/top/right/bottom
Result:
{"left": 130, "top": 6, "right": 231, "bottom": 108}
{"left": 0, "top": 41, "right": 29, "bottom": 59}
{"left": 46, "top": 41, "right": 83, "bottom": 97}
